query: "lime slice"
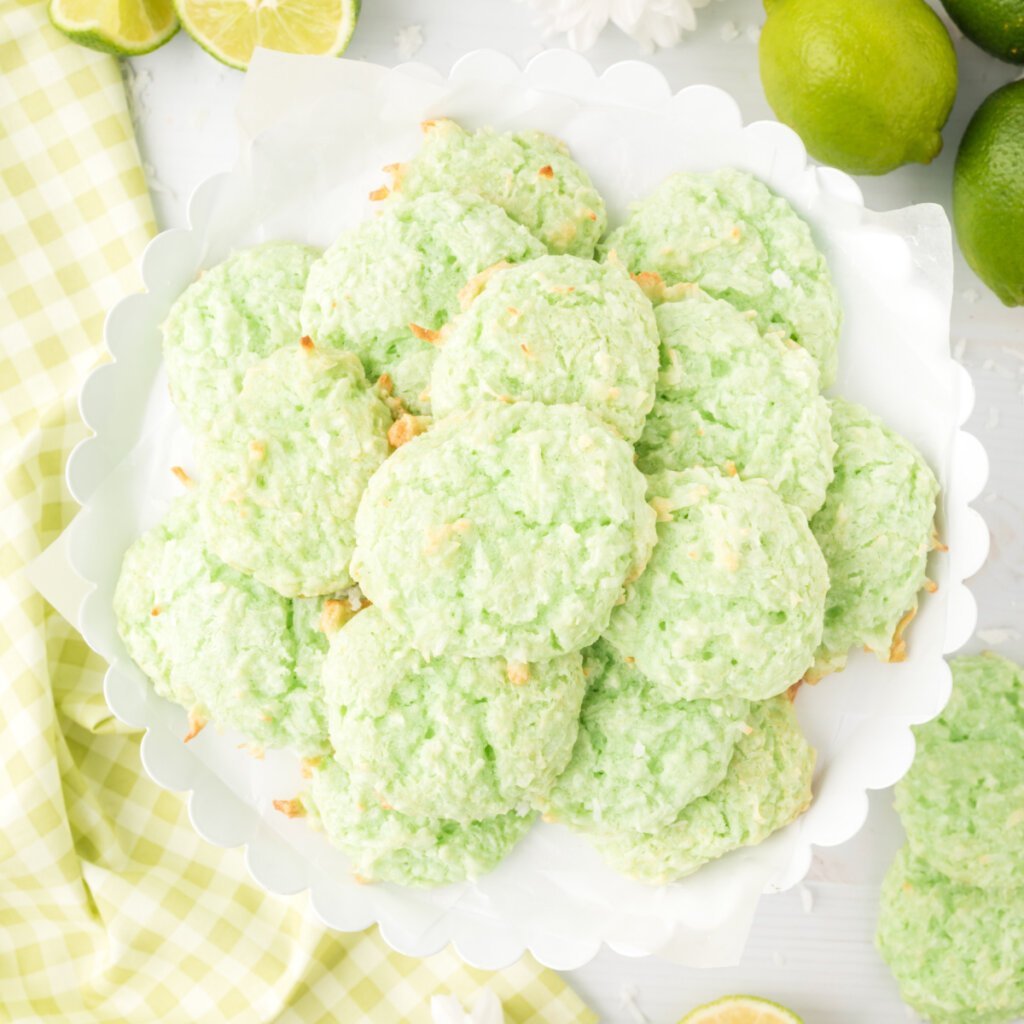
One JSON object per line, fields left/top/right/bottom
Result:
{"left": 175, "top": 0, "right": 360, "bottom": 71}
{"left": 681, "top": 995, "right": 803, "bottom": 1024}
{"left": 48, "top": 0, "right": 179, "bottom": 56}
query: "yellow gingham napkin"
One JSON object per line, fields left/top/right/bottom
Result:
{"left": 0, "top": 4, "right": 596, "bottom": 1020}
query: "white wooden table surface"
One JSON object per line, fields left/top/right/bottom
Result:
{"left": 124, "top": 2, "right": 1024, "bottom": 1019}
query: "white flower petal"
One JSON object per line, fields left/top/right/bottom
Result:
{"left": 519, "top": 0, "right": 700, "bottom": 50}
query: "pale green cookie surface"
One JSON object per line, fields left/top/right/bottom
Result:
{"left": 876, "top": 848, "right": 1024, "bottom": 1024}
{"left": 918, "top": 652, "right": 1024, "bottom": 746}
{"left": 604, "top": 468, "right": 827, "bottom": 701}
{"left": 300, "top": 192, "right": 544, "bottom": 413}
{"left": 162, "top": 242, "right": 319, "bottom": 434}
{"left": 323, "top": 607, "right": 586, "bottom": 822}
{"left": 310, "top": 759, "right": 535, "bottom": 887}
{"left": 197, "top": 343, "right": 392, "bottom": 598}
{"left": 591, "top": 696, "right": 815, "bottom": 883}
{"left": 352, "top": 402, "right": 657, "bottom": 662}
{"left": 895, "top": 653, "right": 1024, "bottom": 891}
{"left": 895, "top": 739, "right": 1024, "bottom": 892}
{"left": 809, "top": 398, "right": 939, "bottom": 680}
{"left": 394, "top": 118, "right": 606, "bottom": 258}
{"left": 431, "top": 255, "right": 659, "bottom": 442}
{"left": 541, "top": 642, "right": 750, "bottom": 834}
{"left": 113, "top": 495, "right": 329, "bottom": 754}
{"left": 636, "top": 288, "right": 835, "bottom": 517}
{"left": 601, "top": 169, "right": 842, "bottom": 387}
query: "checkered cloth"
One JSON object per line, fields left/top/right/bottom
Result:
{"left": 0, "top": 4, "right": 595, "bottom": 1020}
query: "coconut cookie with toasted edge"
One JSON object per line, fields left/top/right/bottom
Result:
{"left": 351, "top": 401, "right": 657, "bottom": 662}
{"left": 323, "top": 607, "right": 586, "bottom": 822}
{"left": 591, "top": 696, "right": 815, "bottom": 883}
{"left": 600, "top": 168, "right": 842, "bottom": 387}
{"left": 113, "top": 493, "right": 330, "bottom": 755}
{"left": 162, "top": 241, "right": 319, "bottom": 434}
{"left": 604, "top": 467, "right": 828, "bottom": 701}
{"left": 876, "top": 848, "right": 1024, "bottom": 1024}
{"left": 300, "top": 192, "right": 544, "bottom": 414}
{"left": 894, "top": 653, "right": 1024, "bottom": 891}
{"left": 540, "top": 642, "right": 750, "bottom": 834}
{"left": 196, "top": 342, "right": 392, "bottom": 598}
{"left": 636, "top": 287, "right": 835, "bottom": 517}
{"left": 387, "top": 118, "right": 607, "bottom": 258}
{"left": 307, "top": 758, "right": 536, "bottom": 888}
{"left": 430, "top": 255, "right": 659, "bottom": 442}
{"left": 807, "top": 398, "right": 940, "bottom": 681}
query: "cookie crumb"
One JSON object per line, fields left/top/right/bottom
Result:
{"left": 273, "top": 798, "right": 306, "bottom": 818}
{"left": 388, "top": 414, "right": 430, "bottom": 449}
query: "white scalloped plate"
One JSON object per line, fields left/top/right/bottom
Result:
{"left": 65, "top": 49, "right": 989, "bottom": 970}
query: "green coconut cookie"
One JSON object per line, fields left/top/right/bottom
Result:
{"left": 162, "top": 242, "right": 319, "bottom": 434}
{"left": 604, "top": 468, "right": 827, "bottom": 701}
{"left": 919, "top": 652, "right": 1024, "bottom": 746}
{"left": 323, "top": 607, "right": 586, "bottom": 821}
{"left": 636, "top": 287, "right": 835, "bottom": 517}
{"left": 392, "top": 118, "right": 606, "bottom": 258}
{"left": 541, "top": 642, "right": 750, "bottom": 834}
{"left": 601, "top": 169, "right": 842, "bottom": 387}
{"left": 591, "top": 696, "right": 815, "bottom": 883}
{"left": 309, "top": 758, "right": 535, "bottom": 887}
{"left": 113, "top": 494, "right": 329, "bottom": 754}
{"left": 196, "top": 342, "right": 392, "bottom": 598}
{"left": 351, "top": 401, "right": 656, "bottom": 662}
{"left": 894, "top": 653, "right": 1024, "bottom": 891}
{"left": 808, "top": 398, "right": 939, "bottom": 681}
{"left": 430, "top": 255, "right": 659, "bottom": 442}
{"left": 300, "top": 192, "right": 544, "bottom": 413}
{"left": 896, "top": 739, "right": 1024, "bottom": 893}
{"left": 877, "top": 848, "right": 1024, "bottom": 1024}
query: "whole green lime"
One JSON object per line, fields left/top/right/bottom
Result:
{"left": 759, "top": 0, "right": 958, "bottom": 175}
{"left": 941, "top": 0, "right": 1024, "bottom": 64}
{"left": 954, "top": 80, "right": 1024, "bottom": 306}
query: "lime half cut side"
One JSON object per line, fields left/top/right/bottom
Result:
{"left": 175, "top": 0, "right": 360, "bottom": 70}
{"left": 682, "top": 995, "right": 803, "bottom": 1024}
{"left": 49, "top": 0, "right": 179, "bottom": 55}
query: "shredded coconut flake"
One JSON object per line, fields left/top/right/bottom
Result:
{"left": 962, "top": 288, "right": 980, "bottom": 304}
{"left": 977, "top": 628, "right": 1021, "bottom": 646}
{"left": 395, "top": 24, "right": 424, "bottom": 60}
{"left": 799, "top": 884, "right": 814, "bottom": 913}
{"left": 720, "top": 19, "right": 740, "bottom": 41}
{"left": 953, "top": 337, "right": 967, "bottom": 361}
{"left": 770, "top": 267, "right": 792, "bottom": 289}
{"left": 619, "top": 986, "right": 649, "bottom": 1024}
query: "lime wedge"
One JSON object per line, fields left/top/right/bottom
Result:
{"left": 175, "top": 0, "right": 359, "bottom": 70}
{"left": 681, "top": 995, "right": 803, "bottom": 1024}
{"left": 49, "top": 0, "right": 179, "bottom": 55}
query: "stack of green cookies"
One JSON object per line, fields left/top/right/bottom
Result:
{"left": 114, "top": 118, "right": 942, "bottom": 890}
{"left": 877, "top": 653, "right": 1024, "bottom": 1023}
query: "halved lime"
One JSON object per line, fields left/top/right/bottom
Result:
{"left": 681, "top": 995, "right": 803, "bottom": 1024}
{"left": 48, "top": 0, "right": 179, "bottom": 56}
{"left": 175, "top": 0, "right": 359, "bottom": 71}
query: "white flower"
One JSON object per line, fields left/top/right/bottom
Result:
{"left": 431, "top": 988, "right": 505, "bottom": 1024}
{"left": 521, "top": 0, "right": 712, "bottom": 52}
